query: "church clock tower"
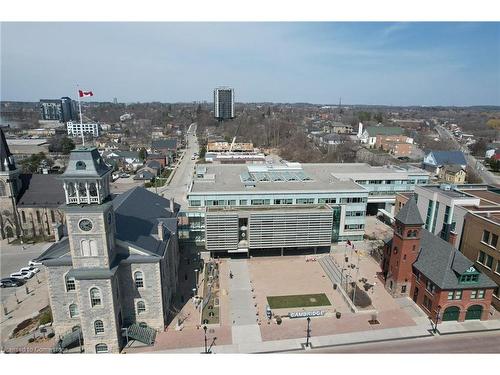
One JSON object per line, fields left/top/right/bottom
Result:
{"left": 61, "top": 147, "right": 122, "bottom": 353}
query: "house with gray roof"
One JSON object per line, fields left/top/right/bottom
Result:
{"left": 423, "top": 150, "right": 467, "bottom": 175}
{"left": 35, "top": 147, "right": 180, "bottom": 353}
{"left": 359, "top": 126, "right": 404, "bottom": 146}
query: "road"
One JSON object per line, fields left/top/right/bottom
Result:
{"left": 302, "top": 330, "right": 500, "bottom": 353}
{"left": 157, "top": 122, "right": 199, "bottom": 207}
{"left": 0, "top": 241, "right": 51, "bottom": 303}
{"left": 435, "top": 125, "right": 499, "bottom": 185}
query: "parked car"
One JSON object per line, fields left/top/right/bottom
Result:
{"left": 10, "top": 270, "right": 34, "bottom": 280}
{"left": 119, "top": 173, "right": 130, "bottom": 178}
{"left": 0, "top": 278, "right": 25, "bottom": 288}
{"left": 28, "top": 259, "right": 43, "bottom": 267}
{"left": 20, "top": 266, "right": 40, "bottom": 274}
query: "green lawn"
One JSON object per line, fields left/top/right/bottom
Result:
{"left": 267, "top": 293, "right": 331, "bottom": 309}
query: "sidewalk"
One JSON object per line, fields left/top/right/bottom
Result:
{"left": 437, "top": 319, "right": 500, "bottom": 335}
{"left": 149, "top": 318, "right": 500, "bottom": 353}
{"left": 228, "top": 259, "right": 262, "bottom": 346}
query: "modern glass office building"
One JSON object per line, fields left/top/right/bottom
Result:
{"left": 180, "top": 161, "right": 429, "bottom": 254}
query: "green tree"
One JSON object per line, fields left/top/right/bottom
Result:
{"left": 60, "top": 137, "right": 75, "bottom": 154}
{"left": 489, "top": 157, "right": 500, "bottom": 172}
{"left": 470, "top": 138, "right": 488, "bottom": 157}
{"left": 20, "top": 152, "right": 50, "bottom": 173}
{"left": 199, "top": 145, "right": 207, "bottom": 158}
{"left": 48, "top": 135, "right": 75, "bottom": 154}
{"left": 358, "top": 111, "right": 372, "bottom": 122}
{"left": 374, "top": 112, "right": 384, "bottom": 123}
{"left": 138, "top": 147, "right": 147, "bottom": 161}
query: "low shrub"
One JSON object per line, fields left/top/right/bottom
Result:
{"left": 12, "top": 319, "right": 33, "bottom": 336}
{"left": 39, "top": 310, "right": 53, "bottom": 325}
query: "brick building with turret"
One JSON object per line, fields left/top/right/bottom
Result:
{"left": 382, "top": 196, "right": 497, "bottom": 322}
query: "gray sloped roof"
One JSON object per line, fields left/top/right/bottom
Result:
{"left": 0, "top": 127, "right": 17, "bottom": 172}
{"left": 63, "top": 147, "right": 112, "bottom": 178}
{"left": 413, "top": 230, "right": 496, "bottom": 290}
{"left": 112, "top": 187, "right": 179, "bottom": 255}
{"left": 36, "top": 238, "right": 72, "bottom": 265}
{"left": 365, "top": 126, "right": 404, "bottom": 137}
{"left": 146, "top": 160, "right": 161, "bottom": 170}
{"left": 428, "top": 150, "right": 467, "bottom": 166}
{"left": 151, "top": 138, "right": 177, "bottom": 151}
{"left": 36, "top": 186, "right": 179, "bottom": 263}
{"left": 17, "top": 174, "right": 65, "bottom": 208}
{"left": 133, "top": 170, "right": 156, "bottom": 180}
{"left": 442, "top": 165, "right": 465, "bottom": 174}
{"left": 395, "top": 195, "right": 424, "bottom": 225}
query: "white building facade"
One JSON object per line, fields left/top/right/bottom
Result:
{"left": 67, "top": 121, "right": 101, "bottom": 138}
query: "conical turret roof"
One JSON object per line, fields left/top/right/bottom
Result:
{"left": 395, "top": 195, "right": 424, "bottom": 225}
{"left": 0, "top": 127, "right": 17, "bottom": 172}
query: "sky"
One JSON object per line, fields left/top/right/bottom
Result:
{"left": 1, "top": 22, "right": 499, "bottom": 106}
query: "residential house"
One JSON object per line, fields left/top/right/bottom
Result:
{"left": 359, "top": 126, "right": 404, "bottom": 147}
{"left": 438, "top": 165, "right": 467, "bottom": 184}
{"left": 422, "top": 150, "right": 467, "bottom": 175}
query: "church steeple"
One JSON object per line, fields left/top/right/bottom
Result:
{"left": 61, "top": 147, "right": 112, "bottom": 205}
{"left": 0, "top": 127, "right": 17, "bottom": 172}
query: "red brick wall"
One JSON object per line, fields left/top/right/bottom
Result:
{"left": 388, "top": 226, "right": 421, "bottom": 284}
{"left": 410, "top": 273, "right": 493, "bottom": 321}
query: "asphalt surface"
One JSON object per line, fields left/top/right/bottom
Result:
{"left": 435, "top": 125, "right": 499, "bottom": 185}
{"left": 158, "top": 122, "right": 199, "bottom": 207}
{"left": 0, "top": 241, "right": 51, "bottom": 303}
{"left": 301, "top": 330, "right": 500, "bottom": 353}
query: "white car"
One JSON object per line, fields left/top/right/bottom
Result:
{"left": 20, "top": 266, "right": 40, "bottom": 274}
{"left": 29, "top": 259, "right": 42, "bottom": 266}
{"left": 10, "top": 270, "right": 34, "bottom": 280}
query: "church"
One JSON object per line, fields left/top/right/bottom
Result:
{"left": 36, "top": 146, "right": 180, "bottom": 353}
{"left": 0, "top": 127, "right": 65, "bottom": 242}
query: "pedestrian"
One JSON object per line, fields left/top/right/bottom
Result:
{"left": 229, "top": 271, "right": 233, "bottom": 279}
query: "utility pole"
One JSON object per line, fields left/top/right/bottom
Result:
{"left": 433, "top": 305, "right": 442, "bottom": 334}
{"left": 203, "top": 325, "right": 208, "bottom": 353}
{"left": 305, "top": 317, "right": 311, "bottom": 348}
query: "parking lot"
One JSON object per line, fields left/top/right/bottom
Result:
{"left": 110, "top": 177, "right": 144, "bottom": 194}
{"left": 1, "top": 241, "right": 51, "bottom": 303}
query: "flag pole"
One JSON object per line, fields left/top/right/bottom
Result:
{"left": 77, "top": 84, "right": 85, "bottom": 146}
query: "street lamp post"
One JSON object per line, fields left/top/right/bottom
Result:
{"left": 305, "top": 317, "right": 311, "bottom": 348}
{"left": 194, "top": 268, "right": 198, "bottom": 294}
{"left": 433, "top": 305, "right": 442, "bottom": 334}
{"left": 203, "top": 325, "right": 208, "bottom": 354}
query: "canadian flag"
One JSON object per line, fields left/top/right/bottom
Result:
{"left": 78, "top": 90, "right": 93, "bottom": 98}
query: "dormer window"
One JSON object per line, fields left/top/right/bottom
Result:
{"left": 459, "top": 266, "right": 480, "bottom": 284}
{"left": 76, "top": 161, "right": 87, "bottom": 170}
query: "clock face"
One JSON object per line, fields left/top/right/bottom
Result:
{"left": 79, "top": 219, "right": 93, "bottom": 232}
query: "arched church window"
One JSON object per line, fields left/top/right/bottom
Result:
{"left": 89, "top": 240, "right": 98, "bottom": 256}
{"left": 81, "top": 240, "right": 90, "bottom": 256}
